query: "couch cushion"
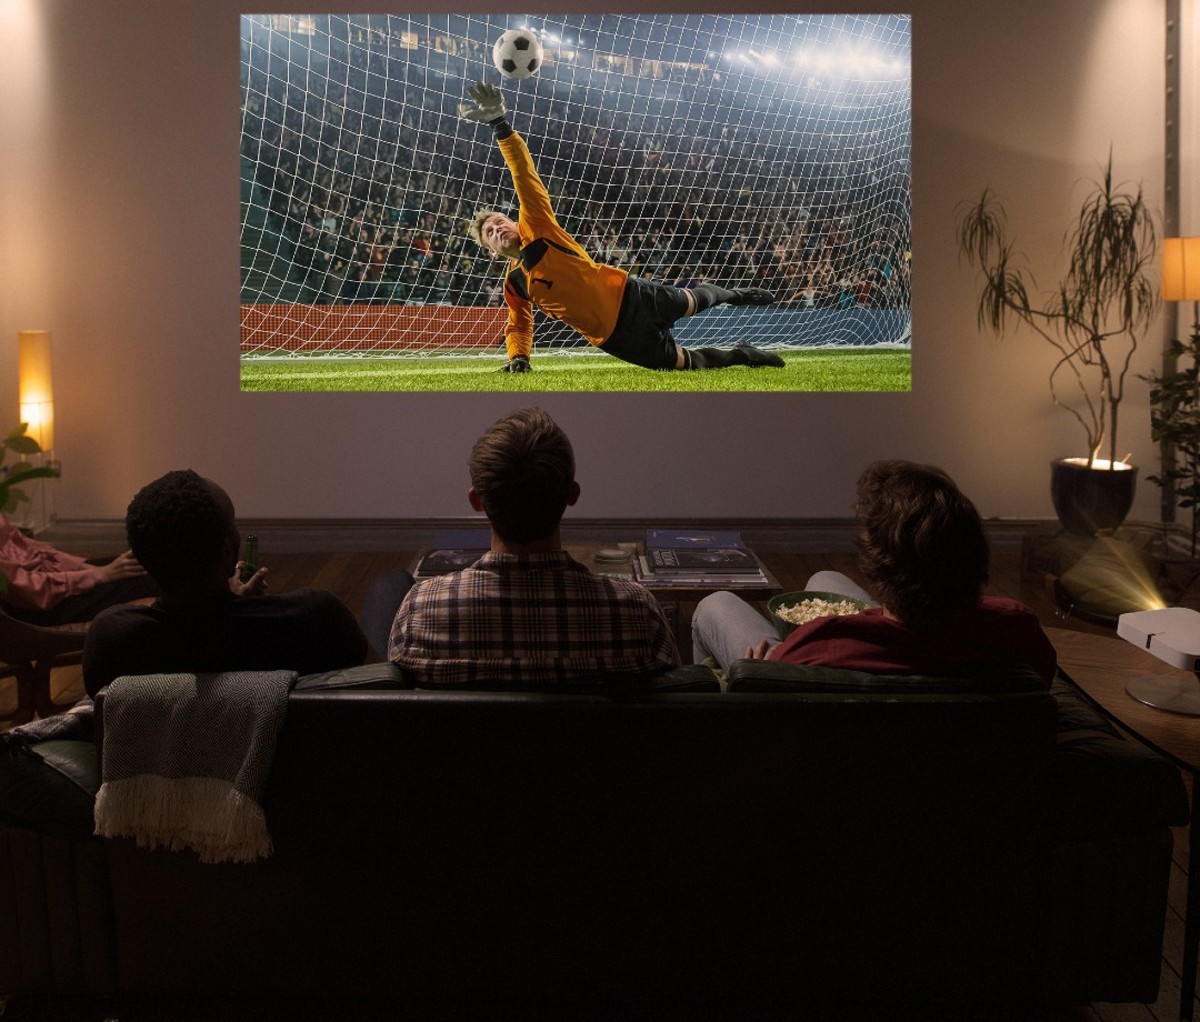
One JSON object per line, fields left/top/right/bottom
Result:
{"left": 1051, "top": 677, "right": 1190, "bottom": 842}
{"left": 293, "top": 662, "right": 409, "bottom": 691}
{"left": 726, "top": 659, "right": 1047, "bottom": 695}
{"left": 396, "top": 664, "right": 721, "bottom": 695}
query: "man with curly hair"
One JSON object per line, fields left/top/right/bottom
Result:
{"left": 82, "top": 470, "right": 367, "bottom": 696}
{"left": 690, "top": 460, "right": 1057, "bottom": 683}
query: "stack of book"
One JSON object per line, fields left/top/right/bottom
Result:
{"left": 413, "top": 528, "right": 491, "bottom": 577}
{"left": 634, "top": 529, "right": 771, "bottom": 588}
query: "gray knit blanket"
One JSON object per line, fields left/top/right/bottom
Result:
{"left": 93, "top": 671, "right": 294, "bottom": 864}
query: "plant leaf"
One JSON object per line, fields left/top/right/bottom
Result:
{"left": 1, "top": 466, "right": 59, "bottom": 488}
{"left": 5, "top": 435, "right": 41, "bottom": 456}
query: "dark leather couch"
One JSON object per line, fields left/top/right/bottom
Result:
{"left": 0, "top": 659, "right": 1188, "bottom": 1016}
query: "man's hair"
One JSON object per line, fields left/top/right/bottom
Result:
{"left": 854, "top": 460, "right": 989, "bottom": 626}
{"left": 467, "top": 210, "right": 505, "bottom": 247}
{"left": 125, "top": 469, "right": 232, "bottom": 588}
{"left": 469, "top": 407, "right": 575, "bottom": 545}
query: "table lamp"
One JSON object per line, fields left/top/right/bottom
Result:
{"left": 1119, "top": 607, "right": 1200, "bottom": 714}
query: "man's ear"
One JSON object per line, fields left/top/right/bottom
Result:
{"left": 468, "top": 486, "right": 485, "bottom": 513}
{"left": 566, "top": 480, "right": 581, "bottom": 507}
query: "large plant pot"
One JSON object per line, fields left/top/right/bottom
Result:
{"left": 1050, "top": 457, "right": 1138, "bottom": 536}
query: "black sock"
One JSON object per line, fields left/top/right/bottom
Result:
{"left": 689, "top": 283, "right": 737, "bottom": 314}
{"left": 685, "top": 346, "right": 750, "bottom": 370}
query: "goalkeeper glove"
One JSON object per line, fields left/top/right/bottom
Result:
{"left": 458, "top": 81, "right": 506, "bottom": 124}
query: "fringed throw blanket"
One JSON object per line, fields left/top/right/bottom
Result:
{"left": 94, "top": 670, "right": 293, "bottom": 864}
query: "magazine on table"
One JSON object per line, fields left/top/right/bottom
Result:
{"left": 645, "top": 528, "right": 746, "bottom": 550}
{"left": 415, "top": 548, "right": 488, "bottom": 576}
{"left": 634, "top": 555, "right": 769, "bottom": 588}
{"left": 647, "top": 546, "right": 761, "bottom": 574}
{"left": 415, "top": 528, "right": 491, "bottom": 576}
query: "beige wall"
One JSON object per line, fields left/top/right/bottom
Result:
{"left": 0, "top": 0, "right": 1179, "bottom": 521}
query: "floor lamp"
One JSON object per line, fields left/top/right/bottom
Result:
{"left": 15, "top": 330, "right": 58, "bottom": 534}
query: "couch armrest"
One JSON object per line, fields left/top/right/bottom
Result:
{"left": 0, "top": 741, "right": 98, "bottom": 842}
{"left": 1052, "top": 677, "right": 1189, "bottom": 842}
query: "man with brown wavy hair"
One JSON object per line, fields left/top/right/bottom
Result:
{"left": 852, "top": 460, "right": 992, "bottom": 626}
{"left": 690, "top": 460, "right": 1056, "bottom": 683}
{"left": 465, "top": 404, "right": 577, "bottom": 545}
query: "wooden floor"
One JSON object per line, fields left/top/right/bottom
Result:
{"left": 0, "top": 539, "right": 1192, "bottom": 1021}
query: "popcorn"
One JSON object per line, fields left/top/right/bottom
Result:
{"left": 774, "top": 597, "right": 863, "bottom": 626}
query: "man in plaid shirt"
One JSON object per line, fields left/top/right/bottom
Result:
{"left": 388, "top": 407, "right": 679, "bottom": 685}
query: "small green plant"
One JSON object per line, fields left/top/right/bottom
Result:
{"left": 956, "top": 155, "right": 1158, "bottom": 468}
{"left": 0, "top": 423, "right": 59, "bottom": 517}
{"left": 1147, "top": 324, "right": 1200, "bottom": 556}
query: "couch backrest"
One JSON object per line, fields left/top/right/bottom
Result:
{"left": 97, "top": 684, "right": 1057, "bottom": 1010}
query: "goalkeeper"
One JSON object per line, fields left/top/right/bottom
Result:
{"left": 459, "top": 82, "right": 785, "bottom": 373}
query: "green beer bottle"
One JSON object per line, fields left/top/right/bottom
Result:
{"left": 239, "top": 534, "right": 259, "bottom": 584}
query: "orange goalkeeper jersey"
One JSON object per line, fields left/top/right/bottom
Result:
{"left": 497, "top": 131, "right": 629, "bottom": 358}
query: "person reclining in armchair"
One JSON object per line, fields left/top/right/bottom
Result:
{"left": 0, "top": 514, "right": 157, "bottom": 627}
{"left": 82, "top": 470, "right": 367, "bottom": 697}
{"left": 691, "top": 460, "right": 1057, "bottom": 684}
{"left": 388, "top": 406, "right": 679, "bottom": 685}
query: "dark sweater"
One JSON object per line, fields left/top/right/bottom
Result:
{"left": 82, "top": 588, "right": 367, "bottom": 697}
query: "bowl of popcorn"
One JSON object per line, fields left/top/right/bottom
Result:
{"left": 767, "top": 590, "right": 870, "bottom": 640}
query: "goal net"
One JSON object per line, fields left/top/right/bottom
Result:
{"left": 239, "top": 13, "right": 911, "bottom": 358}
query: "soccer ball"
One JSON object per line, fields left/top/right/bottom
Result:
{"left": 492, "top": 28, "right": 543, "bottom": 81}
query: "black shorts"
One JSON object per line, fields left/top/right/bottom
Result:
{"left": 599, "top": 276, "right": 690, "bottom": 370}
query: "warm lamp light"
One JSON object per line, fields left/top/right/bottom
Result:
{"left": 1163, "top": 237, "right": 1200, "bottom": 302}
{"left": 17, "top": 329, "right": 54, "bottom": 454}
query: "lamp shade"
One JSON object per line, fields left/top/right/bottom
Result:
{"left": 18, "top": 330, "right": 54, "bottom": 453}
{"left": 1162, "top": 237, "right": 1200, "bottom": 302}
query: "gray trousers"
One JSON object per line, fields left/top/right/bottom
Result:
{"left": 690, "top": 570, "right": 875, "bottom": 671}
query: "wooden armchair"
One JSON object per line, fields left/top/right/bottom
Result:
{"left": 0, "top": 606, "right": 87, "bottom": 725}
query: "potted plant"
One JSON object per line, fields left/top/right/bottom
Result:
{"left": 956, "top": 156, "right": 1158, "bottom": 535}
{"left": 1147, "top": 320, "right": 1200, "bottom": 558}
{"left": 0, "top": 424, "right": 60, "bottom": 594}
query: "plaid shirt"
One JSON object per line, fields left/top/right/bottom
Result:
{"left": 388, "top": 550, "right": 680, "bottom": 686}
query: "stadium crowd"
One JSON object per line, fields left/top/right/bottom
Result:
{"left": 239, "top": 33, "right": 911, "bottom": 311}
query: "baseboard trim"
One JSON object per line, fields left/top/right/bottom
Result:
{"left": 41, "top": 516, "right": 1060, "bottom": 555}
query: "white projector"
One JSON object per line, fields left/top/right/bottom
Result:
{"left": 1118, "top": 607, "right": 1200, "bottom": 714}
{"left": 1118, "top": 607, "right": 1200, "bottom": 670}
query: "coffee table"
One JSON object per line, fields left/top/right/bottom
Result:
{"left": 1049, "top": 626, "right": 1200, "bottom": 1020}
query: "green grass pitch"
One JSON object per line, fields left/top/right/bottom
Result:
{"left": 240, "top": 348, "right": 910, "bottom": 393}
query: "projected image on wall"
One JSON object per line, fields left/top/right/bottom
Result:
{"left": 239, "top": 14, "right": 911, "bottom": 392}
